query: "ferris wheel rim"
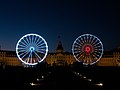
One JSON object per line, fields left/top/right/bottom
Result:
{"left": 72, "top": 34, "right": 103, "bottom": 65}
{"left": 16, "top": 33, "right": 48, "bottom": 65}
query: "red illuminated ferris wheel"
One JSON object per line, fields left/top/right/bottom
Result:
{"left": 72, "top": 34, "right": 103, "bottom": 65}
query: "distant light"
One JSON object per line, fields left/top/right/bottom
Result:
{"left": 49, "top": 72, "right": 51, "bottom": 74}
{"left": 30, "top": 82, "right": 35, "bottom": 86}
{"left": 42, "top": 75, "right": 44, "bottom": 79}
{"left": 77, "top": 73, "right": 79, "bottom": 75}
{"left": 79, "top": 74, "right": 82, "bottom": 76}
{"left": 37, "top": 78, "right": 39, "bottom": 81}
{"left": 95, "top": 83, "right": 103, "bottom": 86}
{"left": 30, "top": 82, "right": 40, "bottom": 86}
{"left": 83, "top": 76, "right": 86, "bottom": 78}
{"left": 82, "top": 76, "right": 86, "bottom": 79}
{"left": 87, "top": 79, "right": 92, "bottom": 82}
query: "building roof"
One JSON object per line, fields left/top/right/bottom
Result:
{"left": 112, "top": 46, "right": 120, "bottom": 52}
{"left": 56, "top": 41, "right": 63, "bottom": 51}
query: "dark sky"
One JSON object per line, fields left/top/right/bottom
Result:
{"left": 0, "top": 0, "right": 119, "bottom": 52}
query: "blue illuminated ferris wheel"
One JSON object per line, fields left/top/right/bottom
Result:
{"left": 16, "top": 33, "right": 48, "bottom": 65}
{"left": 72, "top": 34, "right": 103, "bottom": 65}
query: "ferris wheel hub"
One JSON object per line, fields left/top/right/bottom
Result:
{"left": 85, "top": 46, "right": 91, "bottom": 53}
{"left": 30, "top": 46, "right": 35, "bottom": 52}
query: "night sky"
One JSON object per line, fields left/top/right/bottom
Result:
{"left": 0, "top": 0, "right": 119, "bottom": 52}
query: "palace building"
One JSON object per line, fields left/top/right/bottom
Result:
{"left": 45, "top": 40, "right": 75, "bottom": 66}
{"left": 0, "top": 40, "right": 120, "bottom": 67}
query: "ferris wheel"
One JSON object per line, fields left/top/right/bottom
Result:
{"left": 16, "top": 33, "right": 48, "bottom": 65}
{"left": 72, "top": 34, "right": 103, "bottom": 65}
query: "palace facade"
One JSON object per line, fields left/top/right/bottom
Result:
{"left": 0, "top": 40, "right": 120, "bottom": 67}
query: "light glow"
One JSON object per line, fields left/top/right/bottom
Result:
{"left": 95, "top": 83, "right": 103, "bottom": 86}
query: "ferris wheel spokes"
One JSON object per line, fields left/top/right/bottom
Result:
{"left": 16, "top": 33, "right": 48, "bottom": 65}
{"left": 72, "top": 34, "right": 103, "bottom": 65}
